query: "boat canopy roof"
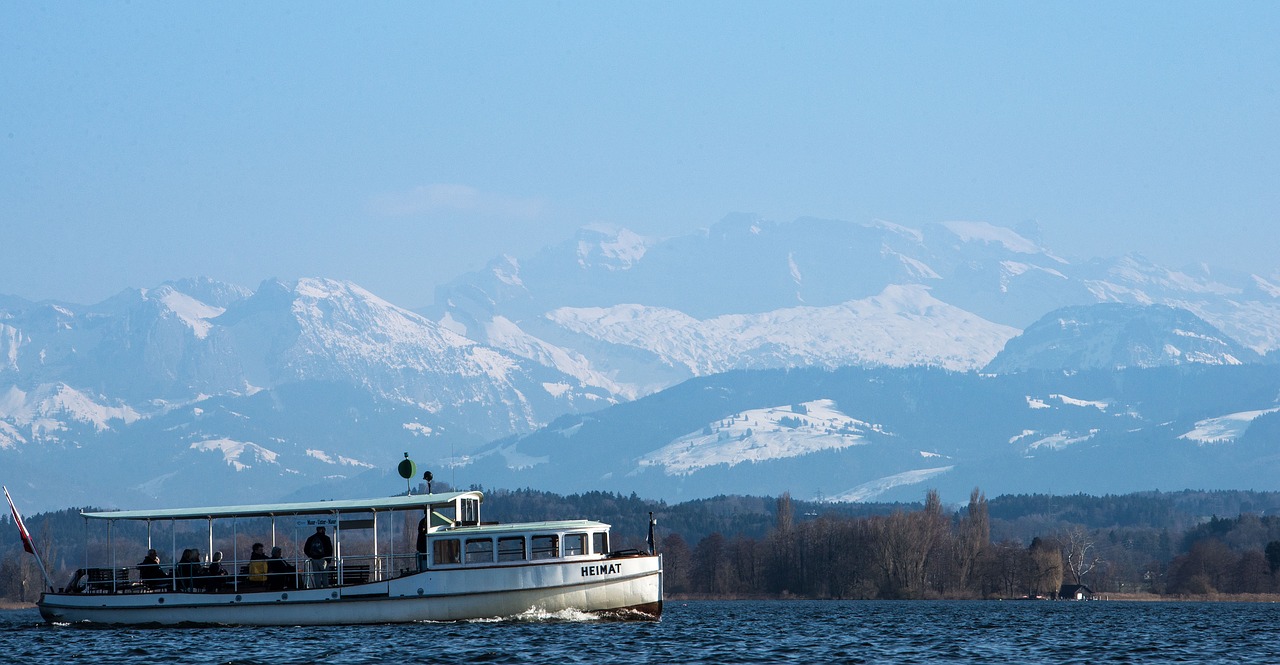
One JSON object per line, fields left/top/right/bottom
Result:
{"left": 80, "top": 490, "right": 484, "bottom": 522}
{"left": 433, "top": 519, "right": 608, "bottom": 536}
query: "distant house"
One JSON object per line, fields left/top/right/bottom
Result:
{"left": 1058, "top": 584, "right": 1093, "bottom": 600}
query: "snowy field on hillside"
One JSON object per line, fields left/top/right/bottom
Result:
{"left": 1180, "top": 407, "right": 1280, "bottom": 444}
{"left": 636, "top": 399, "right": 884, "bottom": 475}
{"left": 826, "top": 466, "right": 954, "bottom": 502}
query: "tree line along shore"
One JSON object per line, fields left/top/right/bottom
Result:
{"left": 6, "top": 487, "right": 1280, "bottom": 602}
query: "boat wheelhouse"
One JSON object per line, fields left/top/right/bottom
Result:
{"left": 37, "top": 490, "right": 662, "bottom": 625}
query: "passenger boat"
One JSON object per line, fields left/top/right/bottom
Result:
{"left": 35, "top": 489, "right": 663, "bottom": 625}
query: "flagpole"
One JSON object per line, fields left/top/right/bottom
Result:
{"left": 3, "top": 485, "right": 56, "bottom": 592}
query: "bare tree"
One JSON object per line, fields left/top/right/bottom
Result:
{"left": 1167, "top": 539, "right": 1235, "bottom": 594}
{"left": 872, "top": 490, "right": 947, "bottom": 598}
{"left": 1028, "top": 537, "right": 1064, "bottom": 597}
{"left": 660, "top": 533, "right": 691, "bottom": 594}
{"left": 767, "top": 493, "right": 797, "bottom": 594}
{"left": 692, "top": 533, "right": 736, "bottom": 595}
{"left": 775, "top": 492, "right": 794, "bottom": 535}
{"left": 956, "top": 488, "right": 989, "bottom": 591}
{"left": 981, "top": 540, "right": 1027, "bottom": 598}
{"left": 1230, "top": 550, "right": 1272, "bottom": 594}
{"left": 1060, "top": 526, "right": 1101, "bottom": 585}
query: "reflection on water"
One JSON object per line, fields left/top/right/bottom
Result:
{"left": 3, "top": 600, "right": 1278, "bottom": 664}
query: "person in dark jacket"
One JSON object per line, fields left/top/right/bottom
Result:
{"left": 416, "top": 510, "right": 431, "bottom": 571}
{"left": 203, "top": 551, "right": 229, "bottom": 591}
{"left": 138, "top": 549, "right": 169, "bottom": 590}
{"left": 176, "top": 548, "right": 202, "bottom": 592}
{"left": 416, "top": 510, "right": 430, "bottom": 553}
{"left": 266, "top": 546, "right": 297, "bottom": 590}
{"left": 303, "top": 526, "right": 334, "bottom": 588}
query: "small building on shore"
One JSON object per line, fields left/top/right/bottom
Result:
{"left": 1058, "top": 584, "right": 1093, "bottom": 600}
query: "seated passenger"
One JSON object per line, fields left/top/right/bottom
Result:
{"left": 138, "top": 549, "right": 169, "bottom": 590}
{"left": 176, "top": 548, "right": 202, "bottom": 592}
{"left": 246, "top": 542, "right": 269, "bottom": 586}
{"left": 204, "top": 551, "right": 229, "bottom": 591}
{"left": 266, "top": 546, "right": 297, "bottom": 590}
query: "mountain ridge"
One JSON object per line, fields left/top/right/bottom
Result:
{"left": 463, "top": 363, "right": 1280, "bottom": 504}
{"left": 429, "top": 216, "right": 1280, "bottom": 397}
{"left": 2, "top": 215, "right": 1278, "bottom": 511}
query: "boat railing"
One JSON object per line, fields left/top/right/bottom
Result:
{"left": 248, "top": 552, "right": 423, "bottom": 589}
{"left": 332, "top": 552, "right": 422, "bottom": 584}
{"left": 82, "top": 567, "right": 131, "bottom": 593}
{"left": 65, "top": 551, "right": 427, "bottom": 595}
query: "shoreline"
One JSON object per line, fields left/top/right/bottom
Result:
{"left": 665, "top": 592, "right": 1280, "bottom": 603}
{"left": 6, "top": 593, "right": 1279, "bottom": 611}
{"left": 1100, "top": 592, "right": 1280, "bottom": 603}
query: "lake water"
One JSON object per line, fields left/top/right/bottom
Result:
{"left": 3, "top": 600, "right": 1278, "bottom": 664}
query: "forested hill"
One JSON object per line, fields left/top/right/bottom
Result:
{"left": 5, "top": 488, "right": 1280, "bottom": 565}
{"left": 987, "top": 491, "right": 1280, "bottom": 532}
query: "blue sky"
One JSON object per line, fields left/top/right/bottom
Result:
{"left": 3, "top": 2, "right": 1277, "bottom": 308}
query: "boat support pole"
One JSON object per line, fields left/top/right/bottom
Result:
{"left": 170, "top": 520, "right": 177, "bottom": 589}
{"left": 108, "top": 519, "right": 115, "bottom": 592}
{"left": 233, "top": 518, "right": 239, "bottom": 592}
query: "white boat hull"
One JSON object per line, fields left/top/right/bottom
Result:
{"left": 38, "top": 555, "right": 662, "bottom": 625}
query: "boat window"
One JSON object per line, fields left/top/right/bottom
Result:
{"left": 592, "top": 532, "right": 608, "bottom": 555}
{"left": 531, "top": 534, "right": 559, "bottom": 560}
{"left": 433, "top": 538, "right": 461, "bottom": 565}
{"left": 564, "top": 533, "right": 586, "bottom": 556}
{"left": 459, "top": 498, "right": 479, "bottom": 525}
{"left": 465, "top": 538, "right": 494, "bottom": 564}
{"left": 497, "top": 536, "right": 526, "bottom": 562}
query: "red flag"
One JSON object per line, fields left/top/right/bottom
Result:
{"left": 3, "top": 486, "right": 35, "bottom": 554}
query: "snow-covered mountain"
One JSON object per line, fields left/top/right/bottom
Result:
{"left": 0, "top": 277, "right": 611, "bottom": 510}
{"left": 544, "top": 284, "right": 1018, "bottom": 377}
{"left": 463, "top": 364, "right": 1280, "bottom": 504}
{"left": 985, "top": 303, "right": 1262, "bottom": 373}
{"left": 428, "top": 216, "right": 1280, "bottom": 397}
{"left": 3, "top": 214, "right": 1279, "bottom": 511}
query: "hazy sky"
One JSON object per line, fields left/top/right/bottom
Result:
{"left": 4, "top": 2, "right": 1277, "bottom": 309}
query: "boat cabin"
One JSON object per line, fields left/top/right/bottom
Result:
{"left": 62, "top": 490, "right": 613, "bottom": 596}
{"left": 427, "top": 520, "right": 610, "bottom": 568}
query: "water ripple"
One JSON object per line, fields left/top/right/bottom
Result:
{"left": 4, "top": 600, "right": 1280, "bottom": 664}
